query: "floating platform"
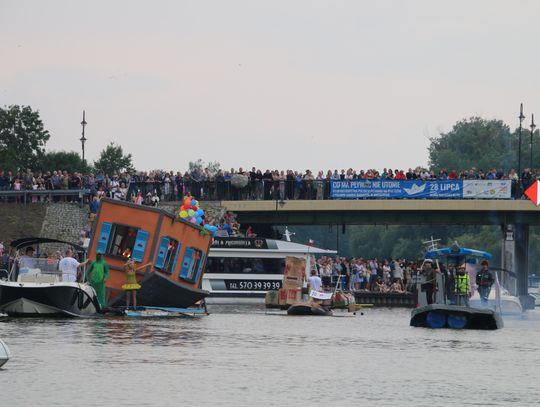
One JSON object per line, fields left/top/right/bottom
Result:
{"left": 354, "top": 291, "right": 415, "bottom": 307}
{"left": 106, "top": 305, "right": 209, "bottom": 318}
{"left": 410, "top": 304, "right": 503, "bottom": 330}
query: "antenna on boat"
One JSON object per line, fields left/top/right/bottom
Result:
{"left": 422, "top": 236, "right": 441, "bottom": 252}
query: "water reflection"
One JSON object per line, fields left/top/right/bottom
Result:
{"left": 88, "top": 317, "right": 207, "bottom": 347}
{"left": 1, "top": 308, "right": 539, "bottom": 407}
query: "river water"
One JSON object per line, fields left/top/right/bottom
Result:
{"left": 1, "top": 306, "right": 540, "bottom": 407}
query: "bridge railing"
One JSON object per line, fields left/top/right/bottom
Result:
{"left": 0, "top": 189, "right": 91, "bottom": 206}
{"left": 129, "top": 179, "right": 517, "bottom": 201}
{"left": 0, "top": 179, "right": 520, "bottom": 204}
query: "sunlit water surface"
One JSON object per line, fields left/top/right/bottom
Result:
{"left": 1, "top": 306, "right": 540, "bottom": 407}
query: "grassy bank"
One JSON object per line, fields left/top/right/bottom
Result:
{"left": 0, "top": 204, "right": 46, "bottom": 248}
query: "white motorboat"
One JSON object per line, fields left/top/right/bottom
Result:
{"left": 0, "top": 339, "right": 11, "bottom": 368}
{"left": 0, "top": 238, "right": 99, "bottom": 317}
{"left": 469, "top": 285, "right": 523, "bottom": 315}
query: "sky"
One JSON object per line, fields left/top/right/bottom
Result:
{"left": 2, "top": 0, "right": 540, "bottom": 173}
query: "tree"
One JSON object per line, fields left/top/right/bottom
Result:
{"left": 188, "top": 158, "right": 221, "bottom": 175}
{"left": 93, "top": 143, "right": 135, "bottom": 175}
{"left": 0, "top": 105, "right": 50, "bottom": 171}
{"left": 428, "top": 117, "right": 515, "bottom": 173}
{"left": 37, "top": 150, "right": 85, "bottom": 174}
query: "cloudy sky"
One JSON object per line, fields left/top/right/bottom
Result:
{"left": 2, "top": 0, "right": 540, "bottom": 173}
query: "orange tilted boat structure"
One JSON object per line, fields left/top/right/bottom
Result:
{"left": 88, "top": 199, "right": 212, "bottom": 308}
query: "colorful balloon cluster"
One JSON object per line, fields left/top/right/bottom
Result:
{"left": 179, "top": 198, "right": 205, "bottom": 225}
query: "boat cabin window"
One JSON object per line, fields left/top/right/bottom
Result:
{"left": 154, "top": 237, "right": 181, "bottom": 273}
{"left": 205, "top": 257, "right": 285, "bottom": 274}
{"left": 179, "top": 247, "right": 204, "bottom": 283}
{"left": 106, "top": 224, "right": 140, "bottom": 259}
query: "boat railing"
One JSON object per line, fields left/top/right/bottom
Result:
{"left": 491, "top": 268, "right": 518, "bottom": 297}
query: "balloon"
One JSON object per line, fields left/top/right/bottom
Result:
{"left": 195, "top": 217, "right": 203, "bottom": 225}
{"left": 179, "top": 210, "right": 188, "bottom": 218}
{"left": 189, "top": 205, "right": 197, "bottom": 211}
{"left": 203, "top": 224, "right": 212, "bottom": 231}
{"left": 196, "top": 209, "right": 204, "bottom": 216}
{"left": 189, "top": 217, "right": 197, "bottom": 224}
{"left": 194, "top": 200, "right": 199, "bottom": 207}
{"left": 188, "top": 209, "right": 195, "bottom": 217}
{"left": 181, "top": 205, "right": 188, "bottom": 211}
{"left": 190, "top": 199, "right": 196, "bottom": 206}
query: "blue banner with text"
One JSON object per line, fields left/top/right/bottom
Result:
{"left": 330, "top": 180, "right": 511, "bottom": 199}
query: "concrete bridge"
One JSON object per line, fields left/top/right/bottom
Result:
{"left": 222, "top": 199, "right": 540, "bottom": 308}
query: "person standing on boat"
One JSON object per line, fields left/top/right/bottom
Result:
{"left": 85, "top": 251, "right": 110, "bottom": 309}
{"left": 307, "top": 269, "right": 322, "bottom": 292}
{"left": 422, "top": 260, "right": 437, "bottom": 305}
{"left": 476, "top": 260, "right": 494, "bottom": 307}
{"left": 17, "top": 247, "right": 37, "bottom": 271}
{"left": 454, "top": 264, "right": 471, "bottom": 306}
{"left": 122, "top": 259, "right": 151, "bottom": 310}
{"left": 58, "top": 249, "right": 89, "bottom": 282}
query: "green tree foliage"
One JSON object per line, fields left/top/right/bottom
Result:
{"left": 93, "top": 143, "right": 135, "bottom": 175}
{"left": 188, "top": 158, "right": 221, "bottom": 175}
{"left": 36, "top": 150, "right": 85, "bottom": 174}
{"left": 428, "top": 117, "right": 515, "bottom": 173}
{"left": 511, "top": 127, "right": 540, "bottom": 171}
{"left": 0, "top": 105, "right": 50, "bottom": 171}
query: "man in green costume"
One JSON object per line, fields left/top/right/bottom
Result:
{"left": 85, "top": 251, "right": 110, "bottom": 309}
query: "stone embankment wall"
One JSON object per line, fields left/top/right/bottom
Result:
{"left": 40, "top": 203, "right": 90, "bottom": 243}
{"left": 40, "top": 201, "right": 226, "bottom": 244}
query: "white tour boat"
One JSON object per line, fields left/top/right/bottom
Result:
{"left": 202, "top": 236, "right": 336, "bottom": 304}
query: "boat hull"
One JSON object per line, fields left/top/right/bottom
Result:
{"left": 108, "top": 271, "right": 208, "bottom": 308}
{"left": 0, "top": 282, "right": 98, "bottom": 317}
{"left": 410, "top": 304, "right": 503, "bottom": 330}
{"left": 287, "top": 303, "right": 333, "bottom": 316}
{"left": 0, "top": 339, "right": 10, "bottom": 368}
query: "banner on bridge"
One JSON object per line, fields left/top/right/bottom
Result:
{"left": 330, "top": 180, "right": 511, "bottom": 199}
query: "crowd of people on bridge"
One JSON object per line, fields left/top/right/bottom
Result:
{"left": 0, "top": 165, "right": 538, "bottom": 204}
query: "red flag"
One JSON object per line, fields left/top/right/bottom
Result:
{"left": 524, "top": 181, "right": 540, "bottom": 206}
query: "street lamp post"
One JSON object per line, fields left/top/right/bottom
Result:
{"left": 518, "top": 103, "right": 525, "bottom": 183}
{"left": 530, "top": 113, "right": 536, "bottom": 170}
{"left": 80, "top": 110, "right": 87, "bottom": 172}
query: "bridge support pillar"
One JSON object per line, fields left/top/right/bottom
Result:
{"left": 514, "top": 223, "right": 535, "bottom": 309}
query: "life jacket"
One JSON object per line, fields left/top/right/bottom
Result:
{"left": 454, "top": 273, "right": 469, "bottom": 295}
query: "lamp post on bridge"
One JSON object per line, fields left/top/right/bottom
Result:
{"left": 530, "top": 113, "right": 536, "bottom": 170}
{"left": 517, "top": 103, "right": 525, "bottom": 196}
{"left": 80, "top": 110, "right": 87, "bottom": 172}
{"left": 518, "top": 103, "right": 525, "bottom": 179}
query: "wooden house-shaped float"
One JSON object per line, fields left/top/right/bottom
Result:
{"left": 87, "top": 198, "right": 212, "bottom": 308}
